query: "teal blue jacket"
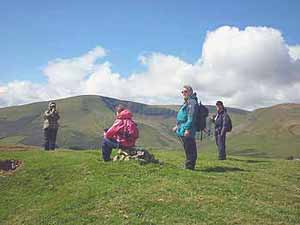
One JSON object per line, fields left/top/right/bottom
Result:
{"left": 176, "top": 93, "right": 198, "bottom": 137}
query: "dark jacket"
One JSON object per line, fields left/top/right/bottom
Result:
{"left": 176, "top": 93, "right": 198, "bottom": 137}
{"left": 214, "top": 109, "right": 230, "bottom": 136}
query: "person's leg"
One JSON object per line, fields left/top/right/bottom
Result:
{"left": 101, "top": 138, "right": 119, "bottom": 161}
{"left": 48, "top": 128, "right": 54, "bottom": 150}
{"left": 217, "top": 134, "right": 226, "bottom": 160}
{"left": 44, "top": 128, "right": 50, "bottom": 151}
{"left": 182, "top": 136, "right": 197, "bottom": 170}
{"left": 50, "top": 129, "right": 58, "bottom": 150}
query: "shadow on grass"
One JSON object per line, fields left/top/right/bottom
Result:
{"left": 198, "top": 166, "right": 247, "bottom": 173}
{"left": 229, "top": 158, "right": 270, "bottom": 163}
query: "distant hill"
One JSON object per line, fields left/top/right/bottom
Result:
{"left": 0, "top": 95, "right": 299, "bottom": 158}
{"left": 228, "top": 103, "right": 300, "bottom": 158}
{"left": 0, "top": 95, "right": 247, "bottom": 150}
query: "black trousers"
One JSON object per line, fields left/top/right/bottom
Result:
{"left": 44, "top": 128, "right": 58, "bottom": 150}
{"left": 215, "top": 133, "right": 226, "bottom": 160}
{"left": 101, "top": 138, "right": 120, "bottom": 161}
{"left": 181, "top": 136, "right": 197, "bottom": 170}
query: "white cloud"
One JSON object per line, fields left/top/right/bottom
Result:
{"left": 288, "top": 45, "right": 300, "bottom": 61}
{"left": 0, "top": 26, "right": 300, "bottom": 110}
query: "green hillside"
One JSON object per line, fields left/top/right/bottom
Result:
{"left": 0, "top": 95, "right": 299, "bottom": 158}
{"left": 0, "top": 95, "right": 247, "bottom": 151}
{"left": 0, "top": 95, "right": 179, "bottom": 150}
{"left": 228, "top": 103, "right": 300, "bottom": 158}
{"left": 0, "top": 148, "right": 299, "bottom": 225}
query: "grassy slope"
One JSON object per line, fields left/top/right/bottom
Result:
{"left": 228, "top": 104, "right": 300, "bottom": 158}
{"left": 0, "top": 95, "right": 180, "bottom": 149}
{"left": 2, "top": 95, "right": 300, "bottom": 158}
{"left": 0, "top": 148, "right": 299, "bottom": 225}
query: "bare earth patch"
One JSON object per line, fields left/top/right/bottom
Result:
{"left": 0, "top": 145, "right": 38, "bottom": 151}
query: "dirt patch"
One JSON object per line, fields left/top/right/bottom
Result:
{"left": 0, "top": 145, "right": 38, "bottom": 151}
{"left": 288, "top": 124, "right": 300, "bottom": 136}
{"left": 0, "top": 160, "right": 22, "bottom": 173}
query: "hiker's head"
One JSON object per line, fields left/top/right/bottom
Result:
{"left": 216, "top": 101, "right": 224, "bottom": 112}
{"left": 49, "top": 102, "right": 56, "bottom": 110}
{"left": 181, "top": 85, "right": 193, "bottom": 100}
{"left": 115, "top": 104, "right": 125, "bottom": 115}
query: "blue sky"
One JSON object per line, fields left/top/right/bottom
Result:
{"left": 1, "top": 0, "right": 299, "bottom": 83}
{"left": 1, "top": 1, "right": 300, "bottom": 109}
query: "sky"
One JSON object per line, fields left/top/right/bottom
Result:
{"left": 0, "top": 0, "right": 300, "bottom": 110}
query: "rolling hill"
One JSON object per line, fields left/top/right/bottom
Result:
{"left": 227, "top": 103, "right": 300, "bottom": 158}
{"left": 0, "top": 95, "right": 299, "bottom": 158}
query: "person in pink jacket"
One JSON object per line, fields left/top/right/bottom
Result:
{"left": 101, "top": 105, "right": 139, "bottom": 161}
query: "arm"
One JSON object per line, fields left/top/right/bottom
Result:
{"left": 105, "top": 119, "right": 123, "bottom": 139}
{"left": 221, "top": 113, "right": 230, "bottom": 136}
{"left": 44, "top": 110, "right": 52, "bottom": 119}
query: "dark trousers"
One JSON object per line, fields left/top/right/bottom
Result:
{"left": 101, "top": 138, "right": 120, "bottom": 161}
{"left": 181, "top": 136, "right": 197, "bottom": 170}
{"left": 44, "top": 128, "right": 58, "bottom": 150}
{"left": 215, "top": 133, "right": 226, "bottom": 160}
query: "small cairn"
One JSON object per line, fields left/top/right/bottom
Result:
{"left": 113, "top": 147, "right": 160, "bottom": 164}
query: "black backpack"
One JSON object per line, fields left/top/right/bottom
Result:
{"left": 195, "top": 101, "right": 209, "bottom": 132}
{"left": 225, "top": 113, "right": 233, "bottom": 132}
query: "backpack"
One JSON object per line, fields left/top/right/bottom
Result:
{"left": 123, "top": 119, "right": 139, "bottom": 144}
{"left": 195, "top": 101, "right": 209, "bottom": 132}
{"left": 225, "top": 113, "right": 233, "bottom": 132}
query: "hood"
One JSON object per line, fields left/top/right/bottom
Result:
{"left": 117, "top": 109, "right": 133, "bottom": 119}
{"left": 190, "top": 92, "right": 197, "bottom": 100}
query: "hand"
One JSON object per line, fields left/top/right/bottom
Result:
{"left": 172, "top": 126, "right": 177, "bottom": 132}
{"left": 184, "top": 130, "right": 190, "bottom": 137}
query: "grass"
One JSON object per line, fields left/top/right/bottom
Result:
{"left": 0, "top": 147, "right": 299, "bottom": 225}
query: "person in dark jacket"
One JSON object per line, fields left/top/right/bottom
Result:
{"left": 43, "top": 102, "right": 60, "bottom": 151}
{"left": 173, "top": 85, "right": 198, "bottom": 170}
{"left": 212, "top": 101, "right": 230, "bottom": 160}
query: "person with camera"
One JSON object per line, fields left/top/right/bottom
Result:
{"left": 43, "top": 102, "right": 60, "bottom": 151}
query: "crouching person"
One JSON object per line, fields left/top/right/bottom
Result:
{"left": 101, "top": 105, "right": 139, "bottom": 162}
{"left": 173, "top": 85, "right": 198, "bottom": 170}
{"left": 43, "top": 102, "right": 60, "bottom": 151}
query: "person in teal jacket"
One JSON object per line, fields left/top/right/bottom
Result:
{"left": 173, "top": 85, "right": 198, "bottom": 170}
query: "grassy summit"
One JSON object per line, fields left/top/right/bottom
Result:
{"left": 0, "top": 148, "right": 299, "bottom": 225}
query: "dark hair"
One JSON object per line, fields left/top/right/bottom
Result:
{"left": 115, "top": 104, "right": 125, "bottom": 113}
{"left": 216, "top": 101, "right": 224, "bottom": 106}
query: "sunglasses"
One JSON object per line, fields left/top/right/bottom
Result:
{"left": 181, "top": 90, "right": 188, "bottom": 94}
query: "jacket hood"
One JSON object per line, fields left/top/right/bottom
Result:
{"left": 117, "top": 109, "right": 132, "bottom": 119}
{"left": 190, "top": 92, "right": 197, "bottom": 100}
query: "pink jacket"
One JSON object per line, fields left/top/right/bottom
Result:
{"left": 104, "top": 109, "right": 136, "bottom": 147}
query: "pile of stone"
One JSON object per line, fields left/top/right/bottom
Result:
{"left": 113, "top": 147, "right": 160, "bottom": 164}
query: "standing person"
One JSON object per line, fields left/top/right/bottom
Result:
{"left": 43, "top": 102, "right": 60, "bottom": 151}
{"left": 101, "top": 105, "right": 139, "bottom": 162}
{"left": 212, "top": 101, "right": 231, "bottom": 160}
{"left": 173, "top": 85, "right": 198, "bottom": 170}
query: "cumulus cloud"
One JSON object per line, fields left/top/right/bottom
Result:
{"left": 0, "top": 26, "right": 300, "bottom": 110}
{"left": 288, "top": 45, "right": 300, "bottom": 60}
